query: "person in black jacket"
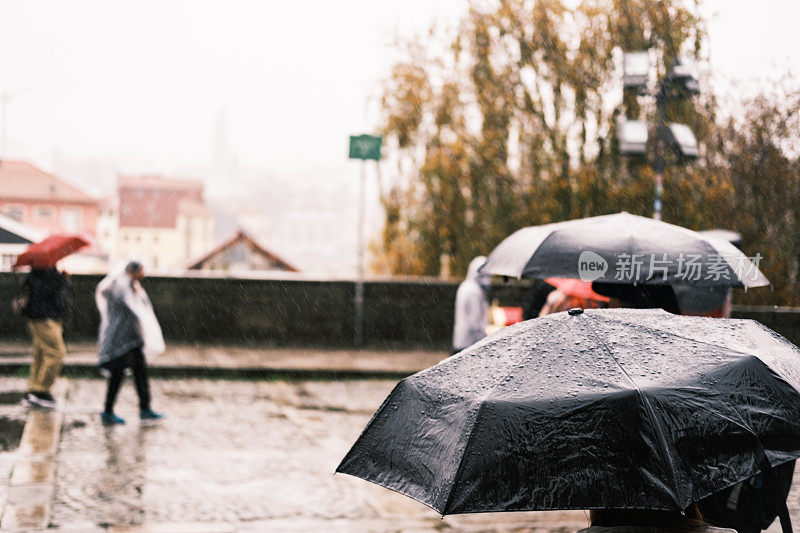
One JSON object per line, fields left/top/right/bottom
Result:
{"left": 22, "top": 266, "right": 70, "bottom": 408}
{"left": 698, "top": 461, "right": 795, "bottom": 533}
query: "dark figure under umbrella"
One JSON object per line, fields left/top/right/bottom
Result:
{"left": 521, "top": 279, "right": 555, "bottom": 320}
{"left": 580, "top": 506, "right": 734, "bottom": 532}
{"left": 19, "top": 267, "right": 70, "bottom": 408}
{"left": 592, "top": 282, "right": 681, "bottom": 314}
{"left": 698, "top": 461, "right": 795, "bottom": 533}
{"left": 96, "top": 259, "right": 165, "bottom": 425}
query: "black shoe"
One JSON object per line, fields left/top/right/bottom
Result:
{"left": 26, "top": 391, "right": 56, "bottom": 409}
{"left": 37, "top": 391, "right": 55, "bottom": 402}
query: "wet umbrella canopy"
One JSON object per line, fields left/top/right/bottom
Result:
{"left": 481, "top": 212, "right": 768, "bottom": 287}
{"left": 337, "top": 308, "right": 800, "bottom": 516}
{"left": 14, "top": 233, "right": 90, "bottom": 269}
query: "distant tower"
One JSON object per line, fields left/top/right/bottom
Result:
{"left": 209, "top": 106, "right": 241, "bottom": 198}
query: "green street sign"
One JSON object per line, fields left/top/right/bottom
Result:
{"left": 349, "top": 134, "right": 382, "bottom": 161}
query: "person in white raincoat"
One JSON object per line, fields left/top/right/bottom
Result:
{"left": 96, "top": 258, "right": 165, "bottom": 425}
{"left": 451, "top": 256, "right": 490, "bottom": 354}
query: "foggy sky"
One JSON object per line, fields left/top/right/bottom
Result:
{"left": 0, "top": 0, "right": 797, "bottom": 192}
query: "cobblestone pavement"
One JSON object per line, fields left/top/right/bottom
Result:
{"left": 49, "top": 377, "right": 588, "bottom": 531}
{"left": 2, "top": 376, "right": 798, "bottom": 531}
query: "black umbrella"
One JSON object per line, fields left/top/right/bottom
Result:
{"left": 481, "top": 212, "right": 768, "bottom": 287}
{"left": 337, "top": 308, "right": 800, "bottom": 515}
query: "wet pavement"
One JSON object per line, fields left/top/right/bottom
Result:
{"left": 0, "top": 375, "right": 796, "bottom": 531}
{"left": 48, "top": 377, "right": 586, "bottom": 531}
{"left": 0, "top": 380, "right": 28, "bottom": 516}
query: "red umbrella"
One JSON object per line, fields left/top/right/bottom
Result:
{"left": 545, "top": 277, "right": 609, "bottom": 302}
{"left": 14, "top": 234, "right": 90, "bottom": 269}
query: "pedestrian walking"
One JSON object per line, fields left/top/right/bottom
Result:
{"left": 95, "top": 258, "right": 165, "bottom": 425}
{"left": 19, "top": 266, "right": 70, "bottom": 408}
{"left": 451, "top": 256, "right": 490, "bottom": 354}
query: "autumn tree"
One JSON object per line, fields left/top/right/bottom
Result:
{"left": 373, "top": 0, "right": 705, "bottom": 277}
{"left": 707, "top": 85, "right": 800, "bottom": 305}
{"left": 373, "top": 0, "right": 800, "bottom": 305}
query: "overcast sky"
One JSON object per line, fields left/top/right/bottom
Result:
{"left": 0, "top": 0, "right": 797, "bottom": 191}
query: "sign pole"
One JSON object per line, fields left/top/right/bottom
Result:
{"left": 348, "top": 133, "right": 381, "bottom": 348}
{"left": 357, "top": 160, "right": 366, "bottom": 279}
{"left": 353, "top": 160, "right": 366, "bottom": 347}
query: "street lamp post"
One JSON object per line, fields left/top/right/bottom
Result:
{"left": 653, "top": 87, "right": 666, "bottom": 220}
{"left": 618, "top": 52, "right": 700, "bottom": 220}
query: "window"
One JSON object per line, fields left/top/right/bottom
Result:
{"left": 61, "top": 207, "right": 82, "bottom": 232}
{"left": 1, "top": 254, "right": 15, "bottom": 271}
{"left": 37, "top": 205, "right": 54, "bottom": 219}
{"left": 3, "top": 204, "right": 25, "bottom": 221}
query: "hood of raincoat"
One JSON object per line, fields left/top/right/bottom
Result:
{"left": 466, "top": 255, "right": 490, "bottom": 288}
{"left": 96, "top": 257, "right": 165, "bottom": 364}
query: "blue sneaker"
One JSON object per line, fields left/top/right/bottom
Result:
{"left": 100, "top": 411, "right": 126, "bottom": 425}
{"left": 140, "top": 409, "right": 164, "bottom": 421}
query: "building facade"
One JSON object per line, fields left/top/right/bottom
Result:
{"left": 101, "top": 175, "right": 214, "bottom": 271}
{"left": 0, "top": 160, "right": 99, "bottom": 236}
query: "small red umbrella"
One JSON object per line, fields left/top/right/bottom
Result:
{"left": 545, "top": 277, "right": 609, "bottom": 302}
{"left": 14, "top": 234, "right": 90, "bottom": 269}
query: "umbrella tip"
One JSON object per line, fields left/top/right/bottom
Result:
{"left": 568, "top": 308, "right": 584, "bottom": 316}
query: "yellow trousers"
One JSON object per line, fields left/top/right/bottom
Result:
{"left": 27, "top": 319, "right": 66, "bottom": 393}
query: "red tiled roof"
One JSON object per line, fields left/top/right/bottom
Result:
{"left": 118, "top": 175, "right": 206, "bottom": 228}
{"left": 0, "top": 160, "right": 96, "bottom": 203}
{"left": 186, "top": 230, "right": 298, "bottom": 272}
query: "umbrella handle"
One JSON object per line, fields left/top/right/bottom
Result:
{"left": 778, "top": 501, "right": 792, "bottom": 533}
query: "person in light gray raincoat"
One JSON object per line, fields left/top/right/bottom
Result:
{"left": 451, "top": 256, "right": 490, "bottom": 354}
{"left": 95, "top": 257, "right": 165, "bottom": 425}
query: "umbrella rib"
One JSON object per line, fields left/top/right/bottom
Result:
{"left": 439, "top": 401, "right": 486, "bottom": 516}
{"left": 582, "top": 313, "right": 688, "bottom": 509}
{"left": 440, "top": 322, "right": 561, "bottom": 516}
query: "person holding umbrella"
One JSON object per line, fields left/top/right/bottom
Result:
{"left": 338, "top": 308, "right": 800, "bottom": 530}
{"left": 539, "top": 278, "right": 611, "bottom": 316}
{"left": 591, "top": 282, "right": 681, "bottom": 314}
{"left": 581, "top": 507, "right": 734, "bottom": 531}
{"left": 17, "top": 265, "right": 71, "bottom": 408}
{"left": 96, "top": 258, "right": 165, "bottom": 425}
{"left": 14, "top": 234, "right": 89, "bottom": 409}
